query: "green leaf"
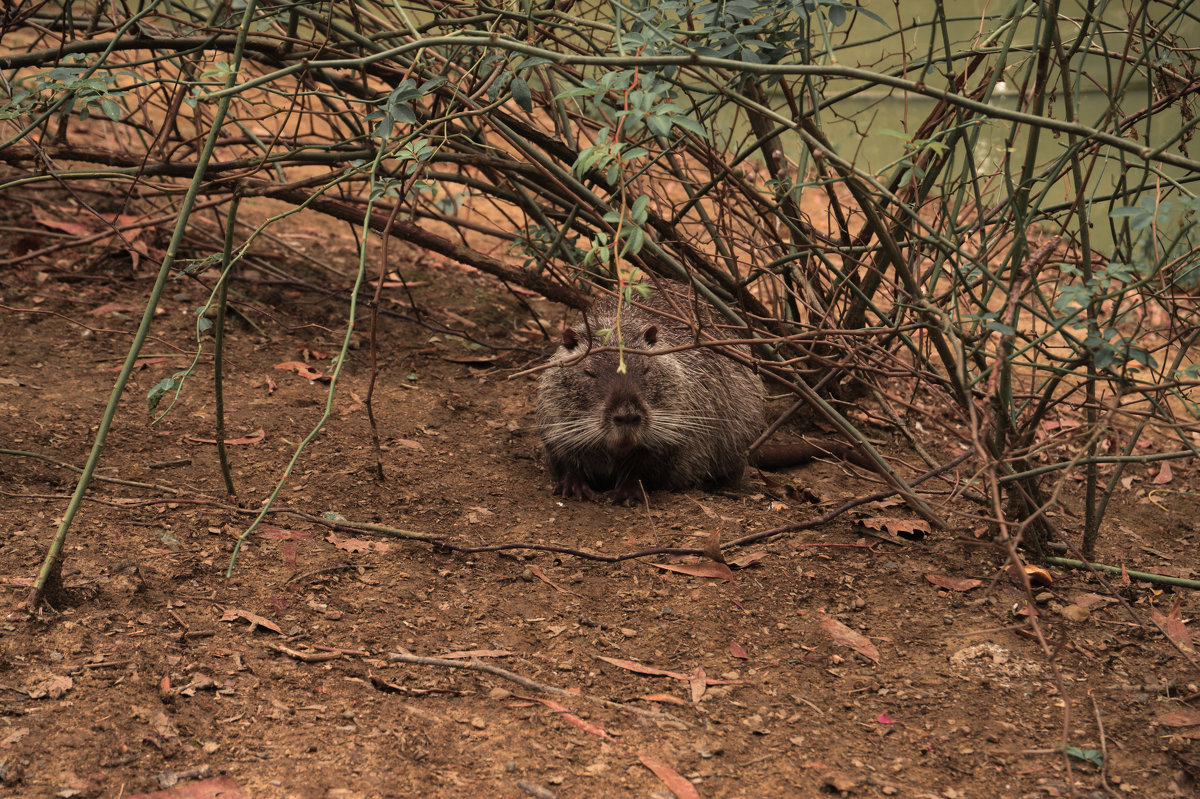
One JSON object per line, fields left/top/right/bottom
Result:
{"left": 100, "top": 97, "right": 121, "bottom": 121}
{"left": 147, "top": 377, "right": 180, "bottom": 415}
{"left": 1064, "top": 747, "right": 1103, "bottom": 767}
{"left": 511, "top": 77, "right": 532, "bottom": 112}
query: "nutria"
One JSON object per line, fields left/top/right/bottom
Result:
{"left": 535, "top": 284, "right": 765, "bottom": 500}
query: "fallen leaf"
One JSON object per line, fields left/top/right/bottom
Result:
{"left": 27, "top": 674, "right": 72, "bottom": 699}
{"left": 437, "top": 649, "right": 513, "bottom": 659}
{"left": 326, "top": 533, "right": 387, "bottom": 554}
{"left": 637, "top": 753, "right": 700, "bottom": 799}
{"left": 274, "top": 361, "right": 328, "bottom": 381}
{"left": 702, "top": 528, "right": 725, "bottom": 564}
{"left": 1152, "top": 462, "right": 1174, "bottom": 484}
{"left": 108, "top": 357, "right": 171, "bottom": 373}
{"left": 90, "top": 302, "right": 141, "bottom": 316}
{"left": 689, "top": 665, "right": 707, "bottom": 703}
{"left": 184, "top": 428, "right": 265, "bottom": 445}
{"left": 128, "top": 776, "right": 247, "bottom": 799}
{"left": 729, "top": 641, "right": 748, "bottom": 659}
{"left": 32, "top": 207, "right": 91, "bottom": 236}
{"left": 529, "top": 565, "right": 568, "bottom": 593}
{"left": 816, "top": 612, "right": 880, "bottom": 663}
{"left": 524, "top": 696, "right": 613, "bottom": 739}
{"left": 925, "top": 574, "right": 982, "bottom": 592}
{"left": 648, "top": 560, "right": 734, "bottom": 581}
{"left": 726, "top": 551, "right": 768, "bottom": 569}
{"left": 638, "top": 694, "right": 687, "bottom": 706}
{"left": 858, "top": 516, "right": 930, "bottom": 540}
{"left": 1155, "top": 709, "right": 1200, "bottom": 727}
{"left": 1059, "top": 604, "right": 1090, "bottom": 622}
{"left": 1150, "top": 598, "right": 1195, "bottom": 655}
{"left": 219, "top": 608, "right": 283, "bottom": 635}
{"left": 0, "top": 727, "right": 29, "bottom": 748}
{"left": 596, "top": 656, "right": 689, "bottom": 681}
{"left": 259, "top": 526, "right": 313, "bottom": 541}
{"left": 1007, "top": 562, "right": 1053, "bottom": 587}
{"left": 877, "top": 712, "right": 896, "bottom": 724}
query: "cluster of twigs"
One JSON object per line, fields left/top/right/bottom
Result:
{"left": 3, "top": 1, "right": 1200, "bottom": 598}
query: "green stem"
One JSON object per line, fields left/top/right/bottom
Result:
{"left": 28, "top": 0, "right": 261, "bottom": 606}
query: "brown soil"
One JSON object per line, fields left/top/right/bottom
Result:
{"left": 1, "top": 194, "right": 1198, "bottom": 799}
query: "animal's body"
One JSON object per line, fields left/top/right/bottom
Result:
{"left": 535, "top": 284, "right": 765, "bottom": 500}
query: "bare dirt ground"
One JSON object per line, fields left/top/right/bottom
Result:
{"left": 1, "top": 191, "right": 1198, "bottom": 799}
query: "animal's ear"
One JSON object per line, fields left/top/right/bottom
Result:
{"left": 643, "top": 325, "right": 658, "bottom": 346}
{"left": 562, "top": 326, "right": 579, "bottom": 350}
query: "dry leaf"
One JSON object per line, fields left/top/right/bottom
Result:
{"left": 702, "top": 528, "right": 725, "bottom": 564}
{"left": 816, "top": 613, "right": 880, "bottom": 663}
{"left": 219, "top": 608, "right": 283, "bottom": 635}
{"left": 529, "top": 565, "right": 568, "bottom": 593}
{"left": 858, "top": 516, "right": 930, "bottom": 540}
{"left": 273, "top": 361, "right": 328, "bottom": 381}
{"left": 689, "top": 666, "right": 707, "bottom": 703}
{"left": 648, "top": 560, "right": 734, "bottom": 581}
{"left": 184, "top": 428, "right": 265, "bottom": 446}
{"left": 639, "top": 694, "right": 687, "bottom": 706}
{"left": 1155, "top": 709, "right": 1200, "bottom": 727}
{"left": 525, "top": 696, "right": 612, "bottom": 739}
{"left": 1007, "top": 562, "right": 1053, "bottom": 587}
{"left": 1151, "top": 599, "right": 1195, "bottom": 655}
{"left": 32, "top": 208, "right": 91, "bottom": 236}
{"left": 727, "top": 551, "right": 768, "bottom": 569}
{"left": 925, "top": 574, "right": 982, "bottom": 592}
{"left": 729, "top": 641, "right": 748, "bottom": 659}
{"left": 437, "top": 649, "right": 513, "bottom": 659}
{"left": 596, "top": 656, "right": 689, "bottom": 681}
{"left": 637, "top": 753, "right": 700, "bottom": 799}
{"left": 1152, "top": 462, "right": 1174, "bottom": 484}
{"left": 27, "top": 674, "right": 73, "bottom": 699}
{"left": 128, "top": 776, "right": 247, "bottom": 799}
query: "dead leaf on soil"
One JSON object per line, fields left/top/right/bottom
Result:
{"left": 816, "top": 612, "right": 880, "bottom": 663}
{"left": 259, "top": 526, "right": 313, "bottom": 541}
{"left": 689, "top": 665, "right": 707, "bottom": 703}
{"left": 596, "top": 656, "right": 690, "bottom": 681}
{"left": 594, "top": 656, "right": 740, "bottom": 687}
{"left": 523, "top": 696, "right": 614, "bottom": 739}
{"left": 326, "top": 533, "right": 389, "bottom": 554}
{"left": 184, "top": 428, "right": 265, "bottom": 446}
{"left": 27, "top": 674, "right": 73, "bottom": 699}
{"left": 638, "top": 694, "right": 688, "bottom": 706}
{"left": 727, "top": 551, "right": 768, "bottom": 569}
{"left": 925, "top": 574, "right": 982, "bottom": 592}
{"left": 107, "top": 357, "right": 171, "bottom": 372}
{"left": 128, "top": 776, "right": 247, "bottom": 799}
{"left": 437, "top": 649, "right": 513, "bottom": 659}
{"left": 1155, "top": 709, "right": 1200, "bottom": 727}
{"left": 529, "top": 565, "right": 568, "bottom": 593}
{"left": 729, "top": 641, "right": 748, "bottom": 659}
{"left": 857, "top": 516, "right": 930, "bottom": 540}
{"left": 1150, "top": 599, "right": 1195, "bottom": 655}
{"left": 219, "top": 608, "right": 283, "bottom": 635}
{"left": 273, "top": 360, "right": 329, "bottom": 381}
{"left": 32, "top": 207, "right": 92, "bottom": 237}
{"left": 0, "top": 727, "right": 29, "bottom": 748}
{"left": 1152, "top": 462, "right": 1174, "bottom": 484}
{"left": 1007, "top": 562, "right": 1053, "bottom": 587}
{"left": 636, "top": 753, "right": 700, "bottom": 799}
{"left": 647, "top": 559, "right": 734, "bottom": 581}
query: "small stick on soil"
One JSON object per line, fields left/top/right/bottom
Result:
{"left": 386, "top": 651, "right": 688, "bottom": 728}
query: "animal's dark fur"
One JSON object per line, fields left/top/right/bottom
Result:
{"left": 535, "top": 284, "right": 765, "bottom": 500}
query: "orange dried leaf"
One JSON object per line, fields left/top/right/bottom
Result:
{"left": 729, "top": 641, "right": 749, "bottom": 659}
{"left": 637, "top": 753, "right": 700, "bottom": 799}
{"left": 595, "top": 656, "right": 689, "bottom": 681}
{"left": 648, "top": 560, "right": 734, "bottom": 581}
{"left": 437, "top": 649, "right": 513, "bottom": 660}
{"left": 1006, "top": 562, "right": 1053, "bottom": 587}
{"left": 689, "top": 665, "right": 707, "bottom": 703}
{"left": 925, "top": 574, "right": 982, "bottom": 592}
{"left": 639, "top": 694, "right": 687, "bottom": 706}
{"left": 727, "top": 551, "right": 768, "bottom": 569}
{"left": 1155, "top": 709, "right": 1200, "bottom": 727}
{"left": 858, "top": 516, "right": 930, "bottom": 540}
{"left": 274, "top": 361, "right": 327, "bottom": 381}
{"left": 1151, "top": 462, "right": 1174, "bottom": 484}
{"left": 219, "top": 608, "right": 282, "bottom": 635}
{"left": 816, "top": 612, "right": 880, "bottom": 663}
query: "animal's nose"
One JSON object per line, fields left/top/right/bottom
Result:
{"left": 611, "top": 410, "right": 643, "bottom": 427}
